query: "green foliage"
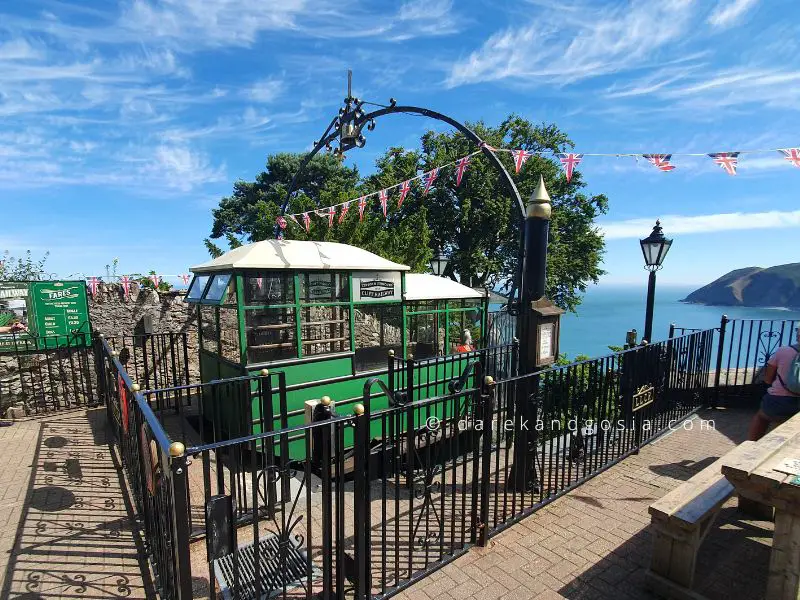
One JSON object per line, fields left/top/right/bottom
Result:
{"left": 209, "top": 115, "right": 608, "bottom": 312}
{"left": 137, "top": 270, "right": 173, "bottom": 293}
{"left": 105, "top": 258, "right": 119, "bottom": 279}
{"left": 0, "top": 250, "right": 50, "bottom": 281}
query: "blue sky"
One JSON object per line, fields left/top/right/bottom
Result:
{"left": 1, "top": 0, "right": 798, "bottom": 287}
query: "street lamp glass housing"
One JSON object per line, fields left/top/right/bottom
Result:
{"left": 639, "top": 220, "right": 673, "bottom": 271}
{"left": 430, "top": 249, "right": 449, "bottom": 277}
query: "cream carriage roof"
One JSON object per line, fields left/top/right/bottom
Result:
{"left": 191, "top": 240, "right": 410, "bottom": 273}
{"left": 404, "top": 274, "right": 486, "bottom": 301}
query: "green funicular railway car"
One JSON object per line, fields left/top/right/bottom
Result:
{"left": 186, "top": 239, "right": 489, "bottom": 455}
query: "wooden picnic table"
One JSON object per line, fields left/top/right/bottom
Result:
{"left": 721, "top": 412, "right": 800, "bottom": 600}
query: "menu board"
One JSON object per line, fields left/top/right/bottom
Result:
{"left": 26, "top": 281, "right": 91, "bottom": 347}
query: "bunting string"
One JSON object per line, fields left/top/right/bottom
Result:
{"left": 276, "top": 144, "right": 800, "bottom": 231}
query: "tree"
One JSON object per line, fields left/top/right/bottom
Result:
{"left": 0, "top": 250, "right": 50, "bottom": 281}
{"left": 208, "top": 152, "right": 432, "bottom": 271}
{"left": 208, "top": 115, "right": 608, "bottom": 312}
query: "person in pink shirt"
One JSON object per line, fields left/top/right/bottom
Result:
{"left": 748, "top": 327, "right": 800, "bottom": 440}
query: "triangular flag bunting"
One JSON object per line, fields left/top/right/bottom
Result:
{"left": 120, "top": 276, "right": 132, "bottom": 299}
{"left": 557, "top": 153, "right": 583, "bottom": 182}
{"left": 708, "top": 152, "right": 739, "bottom": 176}
{"left": 642, "top": 154, "right": 676, "bottom": 172}
{"left": 180, "top": 274, "right": 191, "bottom": 285}
{"left": 339, "top": 201, "right": 350, "bottom": 224}
{"left": 87, "top": 277, "right": 99, "bottom": 296}
{"left": 327, "top": 205, "right": 336, "bottom": 228}
{"left": 398, "top": 180, "right": 411, "bottom": 208}
{"left": 276, "top": 215, "right": 287, "bottom": 229}
{"left": 150, "top": 274, "right": 160, "bottom": 288}
{"left": 379, "top": 189, "right": 389, "bottom": 217}
{"left": 455, "top": 156, "right": 470, "bottom": 186}
{"left": 779, "top": 148, "right": 800, "bottom": 168}
{"left": 301, "top": 212, "right": 310, "bottom": 232}
{"left": 511, "top": 149, "right": 534, "bottom": 174}
{"left": 422, "top": 168, "right": 439, "bottom": 195}
{"left": 358, "top": 196, "right": 367, "bottom": 222}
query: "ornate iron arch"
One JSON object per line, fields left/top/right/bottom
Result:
{"left": 278, "top": 74, "right": 527, "bottom": 306}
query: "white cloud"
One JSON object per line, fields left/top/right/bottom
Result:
{"left": 707, "top": 0, "right": 759, "bottom": 29}
{"left": 245, "top": 78, "right": 283, "bottom": 103}
{"left": 447, "top": 0, "right": 694, "bottom": 87}
{"left": 601, "top": 210, "right": 800, "bottom": 239}
{"left": 0, "top": 38, "right": 42, "bottom": 60}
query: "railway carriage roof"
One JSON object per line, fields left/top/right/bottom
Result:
{"left": 191, "top": 239, "right": 410, "bottom": 273}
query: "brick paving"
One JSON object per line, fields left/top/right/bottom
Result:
{"left": 0, "top": 409, "right": 154, "bottom": 599}
{"left": 399, "top": 408, "right": 773, "bottom": 600}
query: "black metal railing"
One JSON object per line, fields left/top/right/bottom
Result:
{"left": 712, "top": 316, "right": 799, "bottom": 407}
{"left": 106, "top": 332, "right": 193, "bottom": 391}
{"left": 176, "top": 329, "right": 714, "bottom": 600}
{"left": 97, "top": 336, "right": 193, "bottom": 600}
{"left": 0, "top": 332, "right": 96, "bottom": 416}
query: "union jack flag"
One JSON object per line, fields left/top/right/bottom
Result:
{"left": 558, "top": 153, "right": 583, "bottom": 183}
{"left": 87, "top": 276, "right": 100, "bottom": 296}
{"left": 708, "top": 152, "right": 739, "bottom": 176}
{"left": 398, "top": 180, "right": 411, "bottom": 208}
{"left": 643, "top": 154, "right": 676, "bottom": 172}
{"left": 301, "top": 212, "right": 310, "bottom": 232}
{"left": 288, "top": 214, "right": 299, "bottom": 226}
{"left": 276, "top": 216, "right": 287, "bottom": 230}
{"left": 358, "top": 196, "right": 368, "bottom": 222}
{"left": 119, "top": 275, "right": 132, "bottom": 299}
{"left": 379, "top": 189, "right": 389, "bottom": 217}
{"left": 455, "top": 156, "right": 470, "bottom": 186}
{"left": 511, "top": 149, "right": 534, "bottom": 174}
{"left": 422, "top": 168, "right": 439, "bottom": 195}
{"left": 779, "top": 148, "right": 800, "bottom": 168}
{"left": 327, "top": 205, "right": 336, "bottom": 228}
{"left": 339, "top": 201, "right": 351, "bottom": 224}
{"left": 150, "top": 274, "right": 160, "bottom": 288}
{"left": 179, "top": 274, "right": 191, "bottom": 285}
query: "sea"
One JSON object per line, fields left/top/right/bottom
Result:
{"left": 498, "top": 285, "right": 800, "bottom": 361}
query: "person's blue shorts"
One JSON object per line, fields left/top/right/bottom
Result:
{"left": 761, "top": 393, "right": 800, "bottom": 419}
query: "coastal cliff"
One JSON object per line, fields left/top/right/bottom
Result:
{"left": 683, "top": 263, "right": 800, "bottom": 308}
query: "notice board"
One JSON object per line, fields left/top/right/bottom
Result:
{"left": 26, "top": 280, "right": 91, "bottom": 347}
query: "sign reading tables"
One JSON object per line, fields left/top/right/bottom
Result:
{"left": 27, "top": 281, "right": 91, "bottom": 347}
{"left": 351, "top": 271, "right": 402, "bottom": 303}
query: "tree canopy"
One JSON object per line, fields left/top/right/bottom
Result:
{"left": 208, "top": 114, "right": 608, "bottom": 312}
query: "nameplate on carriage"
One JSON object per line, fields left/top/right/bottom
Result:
{"left": 351, "top": 271, "right": 401, "bottom": 302}
{"left": 632, "top": 385, "right": 655, "bottom": 412}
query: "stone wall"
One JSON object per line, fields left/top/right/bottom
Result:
{"left": 88, "top": 283, "right": 200, "bottom": 383}
{"left": 1, "top": 284, "right": 200, "bottom": 416}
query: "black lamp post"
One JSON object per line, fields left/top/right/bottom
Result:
{"left": 639, "top": 220, "right": 673, "bottom": 343}
{"left": 429, "top": 248, "right": 449, "bottom": 277}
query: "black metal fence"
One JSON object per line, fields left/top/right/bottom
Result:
{"left": 711, "top": 316, "right": 799, "bottom": 407}
{"left": 97, "top": 335, "right": 194, "bottom": 600}
{"left": 124, "top": 328, "right": 711, "bottom": 600}
{"left": 0, "top": 332, "right": 96, "bottom": 416}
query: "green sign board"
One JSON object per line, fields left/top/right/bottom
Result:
{"left": 26, "top": 281, "right": 91, "bottom": 347}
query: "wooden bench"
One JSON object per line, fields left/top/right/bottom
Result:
{"left": 646, "top": 451, "right": 739, "bottom": 599}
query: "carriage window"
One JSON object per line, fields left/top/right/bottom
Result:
{"left": 299, "top": 273, "right": 348, "bottom": 302}
{"left": 186, "top": 275, "right": 210, "bottom": 303}
{"left": 200, "top": 306, "right": 219, "bottom": 352}
{"left": 219, "top": 306, "right": 241, "bottom": 362}
{"left": 354, "top": 305, "right": 402, "bottom": 372}
{"left": 245, "top": 308, "right": 297, "bottom": 363}
{"left": 448, "top": 310, "right": 482, "bottom": 353}
{"left": 301, "top": 305, "right": 350, "bottom": 356}
{"left": 408, "top": 312, "right": 443, "bottom": 359}
{"left": 245, "top": 272, "right": 294, "bottom": 305}
{"left": 203, "top": 274, "right": 232, "bottom": 304}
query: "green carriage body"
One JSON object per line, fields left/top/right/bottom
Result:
{"left": 186, "top": 240, "right": 489, "bottom": 456}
